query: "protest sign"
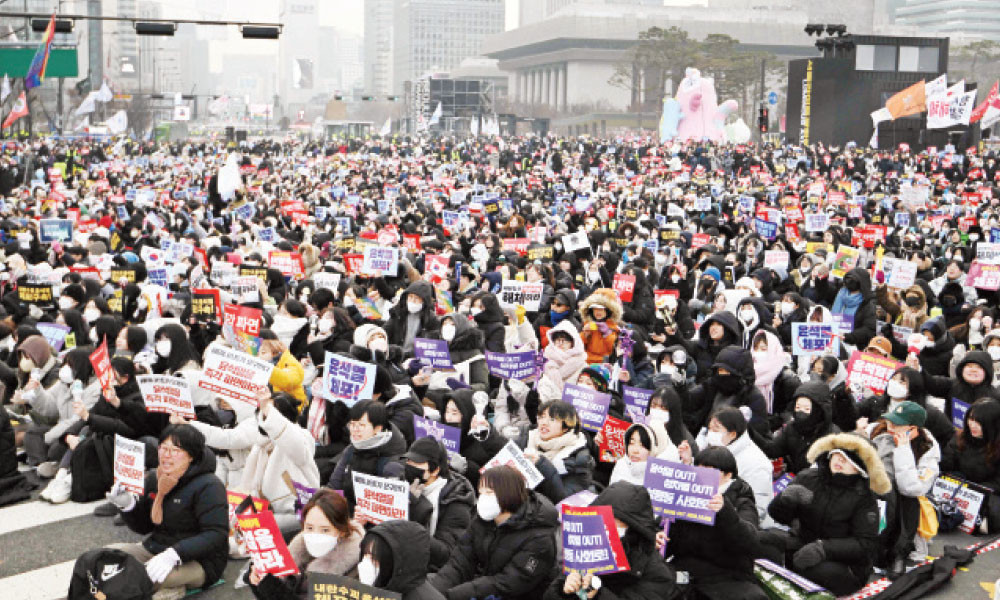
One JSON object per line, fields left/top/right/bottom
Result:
{"left": 198, "top": 344, "right": 275, "bottom": 406}
{"left": 831, "top": 246, "right": 861, "bottom": 278}
{"left": 268, "top": 251, "right": 306, "bottom": 280}
{"left": 522, "top": 282, "right": 544, "bottom": 312}
{"left": 362, "top": 246, "right": 400, "bottom": 277}
{"left": 562, "top": 231, "right": 591, "bottom": 253}
{"left": 485, "top": 350, "right": 538, "bottom": 380}
{"left": 562, "top": 384, "right": 611, "bottom": 433}
{"left": 805, "top": 213, "right": 828, "bottom": 232}
{"left": 352, "top": 472, "right": 409, "bottom": 525}
{"left": 413, "top": 415, "right": 461, "bottom": 454}
{"left": 832, "top": 313, "right": 853, "bottom": 336}
{"left": 89, "top": 339, "right": 113, "bottom": 394}
{"left": 881, "top": 257, "right": 917, "bottom": 289}
{"left": 191, "top": 288, "right": 221, "bottom": 322}
{"left": 846, "top": 350, "right": 901, "bottom": 394}
{"left": 137, "top": 374, "right": 196, "bottom": 419}
{"left": 113, "top": 434, "right": 145, "bottom": 495}
{"left": 527, "top": 244, "right": 554, "bottom": 261}
{"left": 951, "top": 399, "right": 970, "bottom": 430}
{"left": 414, "top": 338, "right": 454, "bottom": 370}
{"left": 966, "top": 261, "right": 1000, "bottom": 290}
{"left": 612, "top": 273, "right": 636, "bottom": 303}
{"left": 38, "top": 219, "right": 74, "bottom": 243}
{"left": 109, "top": 267, "right": 137, "bottom": 285}
{"left": 502, "top": 238, "right": 530, "bottom": 255}
{"left": 763, "top": 250, "right": 789, "bottom": 270}
{"left": 622, "top": 386, "right": 653, "bottom": 416}
{"left": 930, "top": 475, "right": 986, "bottom": 534}
{"left": 561, "top": 504, "right": 630, "bottom": 575}
{"left": 977, "top": 242, "right": 1000, "bottom": 265}
{"left": 481, "top": 440, "right": 544, "bottom": 489}
{"left": 307, "top": 573, "right": 401, "bottom": 600}
{"left": 754, "top": 218, "right": 778, "bottom": 240}
{"left": 791, "top": 323, "right": 839, "bottom": 356}
{"left": 773, "top": 473, "right": 794, "bottom": 497}
{"left": 236, "top": 510, "right": 299, "bottom": 577}
{"left": 18, "top": 283, "right": 53, "bottom": 304}
{"left": 321, "top": 352, "right": 376, "bottom": 406}
{"left": 313, "top": 272, "right": 341, "bottom": 292}
{"left": 223, "top": 303, "right": 263, "bottom": 337}
{"left": 499, "top": 280, "right": 525, "bottom": 308}
{"left": 598, "top": 416, "right": 631, "bottom": 463}
{"left": 37, "top": 322, "right": 70, "bottom": 351}
{"left": 643, "top": 458, "right": 720, "bottom": 524}
{"left": 425, "top": 254, "right": 450, "bottom": 280}
{"left": 557, "top": 491, "right": 600, "bottom": 517}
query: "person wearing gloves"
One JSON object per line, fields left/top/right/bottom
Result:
{"left": 662, "top": 447, "right": 767, "bottom": 600}
{"left": 328, "top": 400, "right": 407, "bottom": 503}
{"left": 693, "top": 406, "right": 773, "bottom": 525}
{"left": 855, "top": 367, "right": 954, "bottom": 449}
{"left": 431, "top": 465, "right": 559, "bottom": 600}
{"left": 869, "top": 401, "right": 940, "bottom": 577}
{"left": 537, "top": 321, "right": 588, "bottom": 403}
{"left": 246, "top": 488, "right": 364, "bottom": 600}
{"left": 609, "top": 419, "right": 679, "bottom": 485}
{"left": 257, "top": 333, "right": 306, "bottom": 410}
{"left": 522, "top": 400, "right": 596, "bottom": 503}
{"left": 357, "top": 520, "right": 446, "bottom": 600}
{"left": 403, "top": 437, "right": 476, "bottom": 570}
{"left": 544, "top": 481, "right": 679, "bottom": 600}
{"left": 104, "top": 424, "right": 228, "bottom": 596}
{"left": 349, "top": 323, "right": 407, "bottom": 383}
{"left": 579, "top": 288, "right": 623, "bottom": 364}
{"left": 420, "top": 312, "right": 488, "bottom": 396}
{"left": 832, "top": 267, "right": 878, "bottom": 352}
{"left": 441, "top": 389, "right": 507, "bottom": 490}
{"left": 763, "top": 433, "right": 891, "bottom": 596}
{"left": 751, "top": 381, "right": 839, "bottom": 476}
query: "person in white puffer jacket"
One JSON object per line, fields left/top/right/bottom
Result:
{"left": 181, "top": 399, "right": 258, "bottom": 487}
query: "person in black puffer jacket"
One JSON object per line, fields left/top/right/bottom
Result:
{"left": 677, "top": 311, "right": 742, "bottom": 383}
{"left": 431, "top": 465, "right": 559, "bottom": 600}
{"left": 619, "top": 264, "right": 656, "bottom": 341}
{"left": 834, "top": 268, "right": 878, "bottom": 352}
{"left": 855, "top": 367, "right": 954, "bottom": 449}
{"left": 762, "top": 433, "right": 891, "bottom": 596}
{"left": 348, "top": 323, "right": 408, "bottom": 384}
{"left": 922, "top": 350, "right": 1000, "bottom": 428}
{"left": 328, "top": 401, "right": 407, "bottom": 503}
{"left": 940, "top": 398, "right": 1000, "bottom": 533}
{"left": 915, "top": 317, "right": 957, "bottom": 378}
{"left": 751, "top": 382, "right": 839, "bottom": 476}
{"left": 384, "top": 280, "right": 441, "bottom": 356}
{"left": 441, "top": 389, "right": 507, "bottom": 490}
{"left": 544, "top": 481, "right": 679, "bottom": 600}
{"left": 471, "top": 292, "right": 506, "bottom": 354}
{"left": 682, "top": 345, "right": 769, "bottom": 437}
{"left": 360, "top": 520, "right": 446, "bottom": 600}
{"left": 664, "top": 446, "right": 768, "bottom": 600}
{"left": 109, "top": 424, "right": 228, "bottom": 593}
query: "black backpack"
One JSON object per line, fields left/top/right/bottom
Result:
{"left": 67, "top": 548, "right": 154, "bottom": 600}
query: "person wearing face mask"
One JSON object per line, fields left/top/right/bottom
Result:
{"left": 751, "top": 383, "right": 838, "bottom": 476}
{"left": 246, "top": 489, "right": 364, "bottom": 600}
{"left": 328, "top": 400, "right": 408, "bottom": 502}
{"left": 359, "top": 520, "right": 446, "bottom": 600}
{"left": 152, "top": 324, "right": 214, "bottom": 409}
{"left": 929, "top": 260, "right": 978, "bottom": 311}
{"left": 9, "top": 334, "right": 60, "bottom": 408}
{"left": 469, "top": 292, "right": 506, "bottom": 354}
{"left": 58, "top": 282, "right": 86, "bottom": 312}
{"left": 762, "top": 433, "right": 892, "bottom": 596}
{"left": 919, "top": 350, "right": 1000, "bottom": 439}
{"left": 681, "top": 312, "right": 742, "bottom": 383}
{"left": 532, "top": 289, "right": 580, "bottom": 350}
{"left": 442, "top": 390, "right": 510, "bottom": 490}
{"left": 773, "top": 293, "right": 809, "bottom": 347}
{"left": 402, "top": 437, "right": 476, "bottom": 570}
{"left": 911, "top": 317, "right": 957, "bottom": 377}
{"left": 686, "top": 346, "right": 768, "bottom": 437}
{"left": 578, "top": 289, "right": 623, "bottom": 364}
{"left": 257, "top": 333, "right": 306, "bottom": 410}
{"left": 546, "top": 481, "right": 679, "bottom": 600}
{"left": 949, "top": 307, "right": 992, "bottom": 350}
{"left": 608, "top": 421, "right": 678, "bottom": 486}
{"left": 869, "top": 402, "right": 940, "bottom": 577}
{"left": 941, "top": 399, "right": 1000, "bottom": 534}
{"left": 270, "top": 298, "right": 311, "bottom": 354}
{"left": 660, "top": 447, "right": 767, "bottom": 600}
{"left": 983, "top": 330, "right": 1000, "bottom": 386}
{"left": 348, "top": 323, "right": 407, "bottom": 383}
{"left": 876, "top": 283, "right": 928, "bottom": 333}
{"left": 418, "top": 314, "right": 489, "bottom": 399}
{"left": 384, "top": 281, "right": 440, "bottom": 355}
{"left": 431, "top": 465, "right": 558, "bottom": 600}
{"left": 750, "top": 330, "right": 800, "bottom": 423}
{"left": 307, "top": 307, "right": 360, "bottom": 367}
{"left": 538, "top": 323, "right": 588, "bottom": 404}
{"left": 832, "top": 267, "right": 878, "bottom": 352}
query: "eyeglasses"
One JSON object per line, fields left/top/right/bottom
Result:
{"left": 158, "top": 445, "right": 185, "bottom": 456}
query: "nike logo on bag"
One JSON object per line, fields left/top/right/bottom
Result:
{"left": 102, "top": 564, "right": 124, "bottom": 581}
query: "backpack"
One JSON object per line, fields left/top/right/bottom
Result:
{"left": 67, "top": 548, "right": 154, "bottom": 600}
{"left": 70, "top": 433, "right": 116, "bottom": 503}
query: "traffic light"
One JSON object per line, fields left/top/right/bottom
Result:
{"left": 758, "top": 106, "right": 769, "bottom": 133}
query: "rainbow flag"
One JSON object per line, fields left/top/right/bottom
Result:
{"left": 355, "top": 297, "right": 383, "bottom": 320}
{"left": 436, "top": 288, "right": 454, "bottom": 314}
{"left": 24, "top": 14, "right": 56, "bottom": 90}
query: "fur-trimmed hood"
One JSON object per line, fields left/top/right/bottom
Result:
{"left": 580, "top": 288, "right": 623, "bottom": 325}
{"left": 806, "top": 433, "right": 892, "bottom": 495}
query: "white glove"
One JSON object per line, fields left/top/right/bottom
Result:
{"left": 105, "top": 481, "right": 137, "bottom": 512}
{"left": 448, "top": 451, "right": 468, "bottom": 474}
{"left": 145, "top": 548, "right": 181, "bottom": 584}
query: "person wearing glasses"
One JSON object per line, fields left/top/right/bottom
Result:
{"left": 104, "top": 423, "right": 228, "bottom": 597}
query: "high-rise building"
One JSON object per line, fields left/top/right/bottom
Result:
{"left": 893, "top": 0, "right": 1000, "bottom": 40}
{"left": 364, "top": 0, "right": 394, "bottom": 97}
{"left": 392, "top": 0, "right": 505, "bottom": 93}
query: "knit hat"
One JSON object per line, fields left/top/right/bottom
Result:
{"left": 865, "top": 336, "right": 892, "bottom": 358}
{"left": 18, "top": 335, "right": 52, "bottom": 368}
{"left": 354, "top": 323, "right": 387, "bottom": 348}
{"left": 580, "top": 364, "right": 611, "bottom": 393}
{"left": 703, "top": 266, "right": 722, "bottom": 282}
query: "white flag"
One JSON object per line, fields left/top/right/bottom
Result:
{"left": 96, "top": 81, "right": 113, "bottom": 102}
{"left": 379, "top": 118, "right": 391, "bottom": 136}
{"left": 869, "top": 124, "right": 879, "bottom": 149}
{"left": 870, "top": 107, "right": 892, "bottom": 126}
{"left": 106, "top": 110, "right": 128, "bottom": 134}
{"left": 925, "top": 74, "right": 947, "bottom": 98}
{"left": 429, "top": 102, "right": 442, "bottom": 126}
{"left": 927, "top": 90, "right": 977, "bottom": 129}
{"left": 946, "top": 79, "right": 965, "bottom": 97}
{"left": 471, "top": 116, "right": 479, "bottom": 136}
{"left": 983, "top": 104, "right": 1000, "bottom": 130}
{"left": 0, "top": 75, "right": 10, "bottom": 103}
{"left": 74, "top": 92, "right": 98, "bottom": 116}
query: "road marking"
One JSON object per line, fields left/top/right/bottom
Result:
{"left": 0, "top": 559, "right": 76, "bottom": 600}
{"left": 0, "top": 499, "right": 101, "bottom": 536}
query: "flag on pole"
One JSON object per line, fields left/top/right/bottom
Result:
{"left": 0, "top": 75, "right": 10, "bottom": 103}
{"left": 379, "top": 118, "right": 391, "bottom": 136}
{"left": 924, "top": 74, "right": 947, "bottom": 98}
{"left": 95, "top": 81, "right": 113, "bottom": 102}
{"left": 429, "top": 102, "right": 442, "bottom": 127}
{"left": 2, "top": 91, "right": 29, "bottom": 129}
{"left": 74, "top": 92, "right": 98, "bottom": 116}
{"left": 24, "top": 14, "right": 56, "bottom": 90}
{"left": 885, "top": 80, "right": 926, "bottom": 120}
{"left": 106, "top": 110, "right": 128, "bottom": 134}
{"left": 971, "top": 81, "right": 999, "bottom": 124}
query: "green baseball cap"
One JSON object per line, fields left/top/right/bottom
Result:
{"left": 882, "top": 401, "right": 927, "bottom": 427}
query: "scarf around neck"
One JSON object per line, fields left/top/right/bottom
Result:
{"left": 527, "top": 428, "right": 586, "bottom": 462}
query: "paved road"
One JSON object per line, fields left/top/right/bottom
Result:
{"left": 1, "top": 472, "right": 996, "bottom": 600}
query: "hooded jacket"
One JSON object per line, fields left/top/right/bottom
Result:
{"left": 856, "top": 367, "right": 954, "bottom": 449}
{"left": 121, "top": 449, "right": 229, "bottom": 589}
{"left": 410, "top": 472, "right": 476, "bottom": 569}
{"left": 534, "top": 288, "right": 581, "bottom": 348}
{"left": 683, "top": 311, "right": 742, "bottom": 382}
{"left": 579, "top": 288, "right": 623, "bottom": 364}
{"left": 544, "top": 482, "right": 678, "bottom": 600}
{"left": 426, "top": 315, "right": 488, "bottom": 393}
{"left": 432, "top": 490, "right": 559, "bottom": 600}
{"left": 472, "top": 293, "right": 506, "bottom": 354}
{"left": 539, "top": 320, "right": 588, "bottom": 402}
{"left": 752, "top": 381, "right": 839, "bottom": 475}
{"left": 735, "top": 297, "right": 777, "bottom": 350}
{"left": 839, "top": 268, "right": 878, "bottom": 350}
{"left": 329, "top": 423, "right": 408, "bottom": 501}
{"left": 238, "top": 405, "right": 321, "bottom": 515}
{"left": 368, "top": 520, "right": 446, "bottom": 600}
{"left": 923, "top": 350, "right": 1000, "bottom": 423}
{"left": 685, "top": 345, "right": 768, "bottom": 436}
{"left": 916, "top": 317, "right": 957, "bottom": 377}
{"left": 446, "top": 389, "right": 507, "bottom": 489}
{"left": 385, "top": 281, "right": 441, "bottom": 353}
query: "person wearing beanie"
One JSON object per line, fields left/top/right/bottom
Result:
{"left": 12, "top": 334, "right": 58, "bottom": 390}
{"left": 347, "top": 323, "right": 408, "bottom": 384}
{"left": 532, "top": 288, "right": 580, "bottom": 350}
{"left": 577, "top": 363, "right": 611, "bottom": 394}
{"left": 763, "top": 433, "right": 892, "bottom": 595}
{"left": 703, "top": 266, "right": 722, "bottom": 283}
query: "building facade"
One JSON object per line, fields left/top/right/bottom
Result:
{"left": 364, "top": 0, "right": 394, "bottom": 97}
{"left": 893, "top": 0, "right": 1000, "bottom": 40}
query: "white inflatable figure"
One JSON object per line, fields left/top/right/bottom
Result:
{"left": 659, "top": 68, "right": 739, "bottom": 143}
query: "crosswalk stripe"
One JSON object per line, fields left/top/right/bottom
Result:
{"left": 0, "top": 499, "right": 101, "bottom": 536}
{"left": 0, "top": 559, "right": 76, "bottom": 600}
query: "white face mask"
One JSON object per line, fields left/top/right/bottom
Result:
{"left": 441, "top": 324, "right": 456, "bottom": 341}
{"left": 407, "top": 300, "right": 423, "bottom": 314}
{"left": 780, "top": 301, "right": 795, "bottom": 316}
{"left": 156, "top": 340, "right": 172, "bottom": 358}
{"left": 58, "top": 297, "right": 75, "bottom": 310}
{"left": 886, "top": 379, "right": 908, "bottom": 399}
{"left": 357, "top": 556, "right": 379, "bottom": 586}
{"left": 302, "top": 532, "right": 338, "bottom": 557}
{"left": 751, "top": 350, "right": 767, "bottom": 363}
{"left": 705, "top": 430, "right": 726, "bottom": 447}
{"left": 648, "top": 408, "right": 670, "bottom": 423}
{"left": 739, "top": 310, "right": 757, "bottom": 326}
{"left": 616, "top": 525, "right": 628, "bottom": 538}
{"left": 470, "top": 307, "right": 482, "bottom": 317}
{"left": 318, "top": 318, "right": 334, "bottom": 334}
{"left": 84, "top": 308, "right": 102, "bottom": 324}
{"left": 988, "top": 346, "right": 1000, "bottom": 361}
{"left": 89, "top": 329, "right": 99, "bottom": 343}
{"left": 477, "top": 492, "right": 502, "bottom": 521}
{"left": 718, "top": 478, "right": 733, "bottom": 494}
{"left": 369, "top": 338, "right": 388, "bottom": 353}
{"left": 59, "top": 365, "right": 74, "bottom": 384}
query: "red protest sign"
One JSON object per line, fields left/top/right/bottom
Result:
{"left": 425, "top": 254, "right": 450, "bottom": 280}
{"left": 403, "top": 234, "right": 421, "bottom": 253}
{"left": 268, "top": 251, "right": 305, "bottom": 280}
{"left": 223, "top": 303, "right": 263, "bottom": 337}
{"left": 598, "top": 416, "right": 631, "bottom": 463}
{"left": 785, "top": 223, "right": 801, "bottom": 243}
{"left": 89, "top": 339, "right": 113, "bottom": 394}
{"left": 343, "top": 254, "right": 364, "bottom": 275}
{"left": 613, "top": 273, "right": 636, "bottom": 303}
{"left": 690, "top": 233, "right": 711, "bottom": 249}
{"left": 236, "top": 510, "right": 299, "bottom": 577}
{"left": 784, "top": 204, "right": 804, "bottom": 222}
{"left": 502, "top": 238, "right": 530, "bottom": 255}
{"left": 846, "top": 350, "right": 901, "bottom": 395}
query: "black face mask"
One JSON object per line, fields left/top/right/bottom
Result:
{"left": 404, "top": 464, "right": 428, "bottom": 484}
{"left": 904, "top": 295, "right": 921, "bottom": 307}
{"left": 713, "top": 374, "right": 742, "bottom": 395}
{"left": 845, "top": 279, "right": 861, "bottom": 293}
{"left": 942, "top": 296, "right": 957, "bottom": 308}
{"left": 217, "top": 409, "right": 236, "bottom": 427}
{"left": 794, "top": 410, "right": 811, "bottom": 423}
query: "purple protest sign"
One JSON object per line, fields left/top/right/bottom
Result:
{"left": 643, "top": 458, "right": 720, "bottom": 525}
{"left": 561, "top": 384, "right": 611, "bottom": 433}
{"left": 561, "top": 504, "right": 630, "bottom": 576}
{"left": 292, "top": 481, "right": 319, "bottom": 519}
{"left": 412, "top": 415, "right": 462, "bottom": 454}
{"left": 772, "top": 473, "right": 794, "bottom": 497}
{"left": 485, "top": 350, "right": 538, "bottom": 380}
{"left": 414, "top": 338, "right": 454, "bottom": 370}
{"left": 622, "top": 386, "right": 653, "bottom": 415}
{"left": 37, "top": 322, "right": 71, "bottom": 352}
